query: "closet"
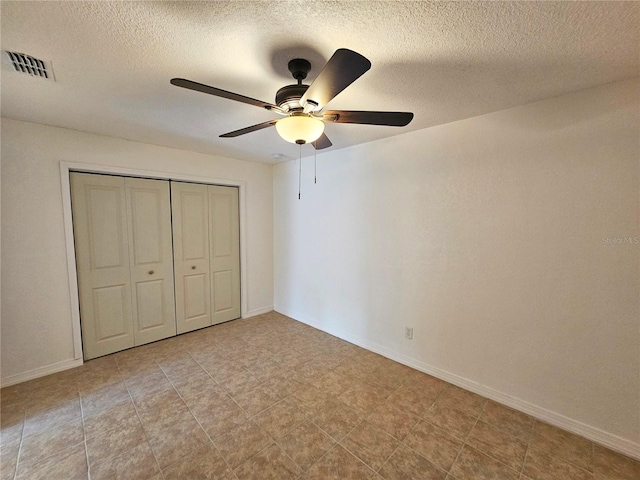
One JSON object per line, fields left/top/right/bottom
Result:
{"left": 70, "top": 173, "right": 240, "bottom": 360}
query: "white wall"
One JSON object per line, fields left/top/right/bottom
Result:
{"left": 1, "top": 119, "right": 273, "bottom": 383}
{"left": 274, "top": 78, "right": 640, "bottom": 456}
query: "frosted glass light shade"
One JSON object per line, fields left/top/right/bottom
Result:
{"left": 276, "top": 116, "right": 325, "bottom": 144}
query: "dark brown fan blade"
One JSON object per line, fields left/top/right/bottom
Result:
{"left": 322, "top": 110, "right": 414, "bottom": 126}
{"left": 312, "top": 133, "right": 332, "bottom": 150}
{"left": 219, "top": 120, "right": 278, "bottom": 138}
{"left": 300, "top": 49, "right": 371, "bottom": 110}
{"left": 171, "top": 78, "right": 278, "bottom": 110}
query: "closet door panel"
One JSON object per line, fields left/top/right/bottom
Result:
{"left": 171, "top": 182, "right": 211, "bottom": 333}
{"left": 93, "top": 285, "right": 130, "bottom": 338}
{"left": 209, "top": 185, "right": 241, "bottom": 324}
{"left": 70, "top": 173, "right": 134, "bottom": 360}
{"left": 213, "top": 270, "right": 233, "bottom": 311}
{"left": 184, "top": 274, "right": 208, "bottom": 317}
{"left": 88, "top": 188, "right": 124, "bottom": 269}
{"left": 181, "top": 193, "right": 208, "bottom": 260}
{"left": 135, "top": 280, "right": 165, "bottom": 330}
{"left": 125, "top": 177, "right": 176, "bottom": 345}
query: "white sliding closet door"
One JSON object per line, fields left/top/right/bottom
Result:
{"left": 125, "top": 177, "right": 176, "bottom": 345}
{"left": 209, "top": 185, "right": 241, "bottom": 324}
{"left": 171, "top": 182, "right": 212, "bottom": 334}
{"left": 71, "top": 173, "right": 134, "bottom": 359}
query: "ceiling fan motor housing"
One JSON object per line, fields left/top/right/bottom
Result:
{"left": 276, "top": 84, "right": 309, "bottom": 112}
{"left": 275, "top": 58, "right": 314, "bottom": 112}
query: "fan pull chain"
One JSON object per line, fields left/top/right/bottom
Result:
{"left": 298, "top": 143, "right": 302, "bottom": 200}
{"left": 314, "top": 142, "right": 317, "bottom": 184}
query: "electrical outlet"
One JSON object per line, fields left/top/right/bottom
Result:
{"left": 405, "top": 327, "right": 413, "bottom": 339}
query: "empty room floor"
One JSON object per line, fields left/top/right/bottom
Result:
{"left": 1, "top": 312, "right": 638, "bottom": 480}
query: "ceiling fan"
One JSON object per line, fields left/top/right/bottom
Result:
{"left": 170, "top": 48, "right": 414, "bottom": 149}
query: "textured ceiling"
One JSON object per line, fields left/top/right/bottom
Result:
{"left": 1, "top": 1, "right": 638, "bottom": 164}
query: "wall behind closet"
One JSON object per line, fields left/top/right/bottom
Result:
{"left": 1, "top": 118, "right": 273, "bottom": 383}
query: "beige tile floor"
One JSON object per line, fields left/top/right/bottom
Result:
{"left": 1, "top": 311, "right": 638, "bottom": 480}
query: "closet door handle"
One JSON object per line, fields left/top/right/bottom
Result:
{"left": 191, "top": 266, "right": 196, "bottom": 270}
{"left": 148, "top": 270, "right": 154, "bottom": 275}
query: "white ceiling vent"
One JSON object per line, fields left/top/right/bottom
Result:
{"left": 2, "top": 51, "right": 55, "bottom": 80}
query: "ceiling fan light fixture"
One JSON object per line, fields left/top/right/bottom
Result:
{"left": 275, "top": 115, "right": 324, "bottom": 144}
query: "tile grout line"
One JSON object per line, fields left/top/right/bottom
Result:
{"left": 335, "top": 416, "right": 405, "bottom": 476}
{"left": 14, "top": 386, "right": 86, "bottom": 479}
{"left": 199, "top": 342, "right": 342, "bottom": 477}
{"left": 469, "top": 398, "right": 523, "bottom": 472}
{"left": 529, "top": 419, "right": 598, "bottom": 477}
{"left": 266, "top": 431, "right": 306, "bottom": 478}
{"left": 267, "top": 388, "right": 352, "bottom": 474}
{"left": 518, "top": 418, "right": 534, "bottom": 479}
{"left": 164, "top": 353, "right": 243, "bottom": 479}
{"left": 324, "top": 368, "right": 444, "bottom": 476}
{"left": 10, "top": 406, "right": 26, "bottom": 480}
{"left": 270, "top": 417, "right": 320, "bottom": 476}
{"left": 242, "top": 368, "right": 369, "bottom": 476}
{"left": 294, "top": 418, "right": 374, "bottom": 480}
{"left": 189, "top": 351, "right": 264, "bottom": 420}
{"left": 439, "top": 387, "right": 480, "bottom": 477}
{"left": 342, "top": 418, "right": 380, "bottom": 478}
{"left": 462, "top": 403, "right": 530, "bottom": 479}
{"left": 232, "top": 431, "right": 296, "bottom": 478}
{"left": 289, "top": 429, "right": 341, "bottom": 479}
{"left": 438, "top": 393, "right": 534, "bottom": 478}
{"left": 447, "top": 422, "right": 477, "bottom": 477}
{"left": 162, "top": 348, "right": 240, "bottom": 475}
{"left": 77, "top": 385, "right": 91, "bottom": 480}
{"left": 201, "top": 346, "right": 307, "bottom": 461}
{"left": 371, "top": 438, "right": 403, "bottom": 478}
{"left": 118, "top": 356, "right": 169, "bottom": 480}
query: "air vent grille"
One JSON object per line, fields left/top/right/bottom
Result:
{"left": 3, "top": 51, "right": 53, "bottom": 79}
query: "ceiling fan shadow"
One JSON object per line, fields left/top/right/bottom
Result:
{"left": 264, "top": 43, "right": 327, "bottom": 82}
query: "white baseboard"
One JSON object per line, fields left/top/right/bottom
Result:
{"left": 278, "top": 310, "right": 640, "bottom": 461}
{"left": 242, "top": 306, "right": 274, "bottom": 319}
{"left": 1, "top": 309, "right": 275, "bottom": 387}
{"left": 1, "top": 357, "right": 83, "bottom": 388}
